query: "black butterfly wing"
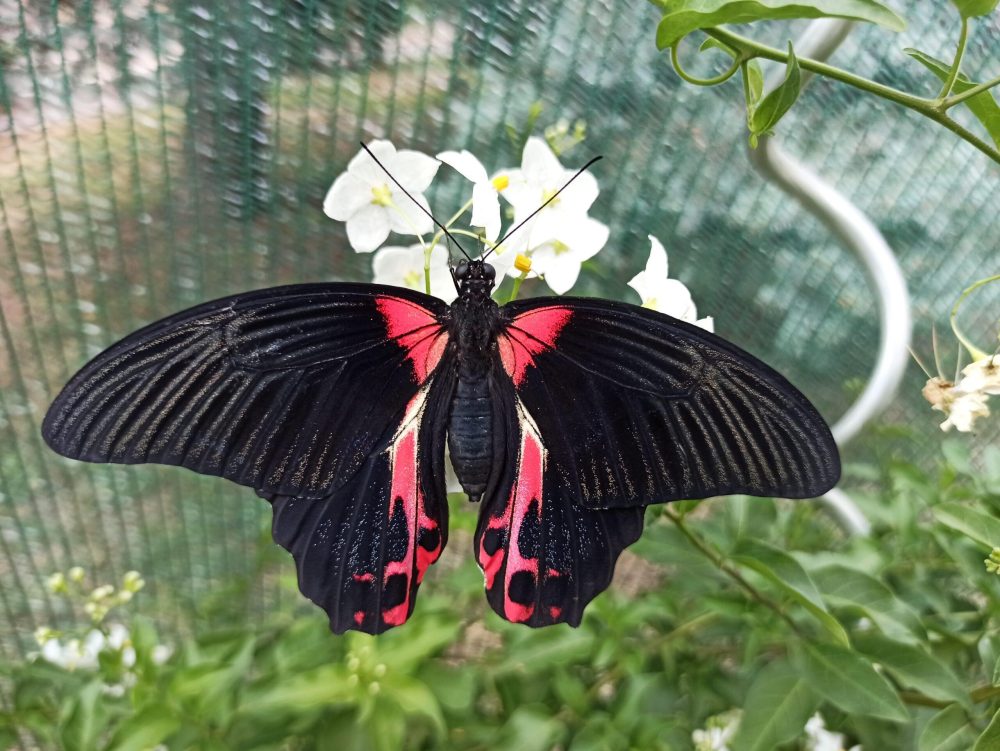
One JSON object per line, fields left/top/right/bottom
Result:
{"left": 263, "top": 353, "right": 456, "bottom": 634}
{"left": 42, "top": 283, "right": 450, "bottom": 500}
{"left": 474, "top": 356, "right": 645, "bottom": 628}
{"left": 43, "top": 282, "right": 456, "bottom": 634}
{"left": 497, "top": 296, "right": 840, "bottom": 510}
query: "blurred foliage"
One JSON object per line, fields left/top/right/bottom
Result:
{"left": 3, "top": 439, "right": 1000, "bottom": 749}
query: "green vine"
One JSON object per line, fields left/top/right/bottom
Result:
{"left": 663, "top": 10, "right": 1000, "bottom": 166}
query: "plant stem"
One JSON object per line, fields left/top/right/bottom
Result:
{"left": 701, "top": 27, "right": 1000, "bottom": 166}
{"left": 945, "top": 72, "right": 1000, "bottom": 109}
{"left": 938, "top": 17, "right": 969, "bottom": 100}
{"left": 663, "top": 510, "right": 808, "bottom": 639}
{"left": 507, "top": 273, "right": 526, "bottom": 303}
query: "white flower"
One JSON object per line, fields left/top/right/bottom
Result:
{"left": 521, "top": 220, "right": 609, "bottom": 294}
{"left": 436, "top": 150, "right": 509, "bottom": 243}
{"left": 958, "top": 356, "right": 1000, "bottom": 395}
{"left": 941, "top": 390, "right": 990, "bottom": 432}
{"left": 372, "top": 244, "right": 458, "bottom": 304}
{"left": 804, "top": 713, "right": 861, "bottom": 751}
{"left": 628, "top": 236, "right": 713, "bottom": 332}
{"left": 692, "top": 710, "right": 741, "bottom": 751}
{"left": 924, "top": 375, "right": 991, "bottom": 432}
{"left": 501, "top": 137, "right": 607, "bottom": 294}
{"left": 324, "top": 140, "right": 439, "bottom": 253}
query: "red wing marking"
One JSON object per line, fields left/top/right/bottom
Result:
{"left": 380, "top": 388, "right": 443, "bottom": 627}
{"left": 477, "top": 402, "right": 547, "bottom": 623}
{"left": 498, "top": 307, "right": 572, "bottom": 386}
{"left": 376, "top": 296, "right": 448, "bottom": 382}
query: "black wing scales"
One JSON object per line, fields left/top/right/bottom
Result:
{"left": 498, "top": 297, "right": 840, "bottom": 509}
{"left": 475, "top": 359, "right": 646, "bottom": 628}
{"left": 43, "top": 282, "right": 454, "bottom": 634}
{"left": 265, "top": 356, "right": 456, "bottom": 634}
{"left": 42, "top": 283, "right": 449, "bottom": 500}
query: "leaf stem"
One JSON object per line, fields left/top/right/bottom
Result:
{"left": 670, "top": 41, "right": 743, "bottom": 87}
{"left": 507, "top": 273, "right": 526, "bottom": 303}
{"left": 663, "top": 509, "right": 808, "bottom": 639}
{"left": 937, "top": 17, "right": 969, "bottom": 100}
{"left": 945, "top": 72, "right": 1000, "bottom": 109}
{"left": 700, "top": 27, "right": 1000, "bottom": 166}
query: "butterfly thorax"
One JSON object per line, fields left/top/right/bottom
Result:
{"left": 448, "top": 259, "right": 500, "bottom": 502}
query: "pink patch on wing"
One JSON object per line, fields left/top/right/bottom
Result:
{"left": 376, "top": 296, "right": 448, "bottom": 382}
{"left": 476, "top": 410, "right": 548, "bottom": 623}
{"left": 379, "top": 392, "right": 443, "bottom": 628}
{"left": 499, "top": 307, "right": 572, "bottom": 386}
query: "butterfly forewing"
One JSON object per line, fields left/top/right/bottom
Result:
{"left": 42, "top": 283, "right": 449, "bottom": 500}
{"left": 497, "top": 297, "right": 841, "bottom": 510}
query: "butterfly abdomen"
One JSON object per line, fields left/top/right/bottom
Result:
{"left": 448, "top": 369, "right": 492, "bottom": 502}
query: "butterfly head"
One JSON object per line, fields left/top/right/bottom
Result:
{"left": 454, "top": 259, "right": 496, "bottom": 302}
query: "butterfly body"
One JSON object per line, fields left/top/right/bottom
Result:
{"left": 447, "top": 260, "right": 500, "bottom": 503}
{"left": 43, "top": 264, "right": 840, "bottom": 634}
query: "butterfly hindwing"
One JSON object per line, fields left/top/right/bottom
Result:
{"left": 264, "top": 356, "right": 455, "bottom": 634}
{"left": 497, "top": 296, "right": 840, "bottom": 509}
{"left": 474, "top": 359, "right": 645, "bottom": 627}
{"left": 42, "top": 283, "right": 450, "bottom": 500}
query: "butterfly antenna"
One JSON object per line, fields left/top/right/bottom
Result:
{"left": 483, "top": 155, "right": 603, "bottom": 261}
{"left": 359, "top": 142, "right": 472, "bottom": 261}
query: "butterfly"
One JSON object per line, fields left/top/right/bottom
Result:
{"left": 42, "top": 150, "right": 840, "bottom": 635}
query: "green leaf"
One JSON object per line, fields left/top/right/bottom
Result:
{"left": 811, "top": 564, "right": 923, "bottom": 642}
{"left": 107, "top": 705, "right": 181, "bottom": 751}
{"left": 748, "top": 43, "right": 801, "bottom": 143}
{"left": 950, "top": 0, "right": 999, "bottom": 19}
{"left": 933, "top": 502, "right": 1000, "bottom": 548}
{"left": 655, "top": 0, "right": 905, "bottom": 50}
{"left": 59, "top": 681, "right": 107, "bottom": 751}
{"left": 919, "top": 705, "right": 976, "bottom": 751}
{"left": 797, "top": 641, "right": 909, "bottom": 722}
{"left": 905, "top": 48, "right": 1000, "bottom": 148}
{"left": 854, "top": 634, "right": 970, "bottom": 707}
{"left": 732, "top": 538, "right": 849, "bottom": 645}
{"left": 975, "top": 708, "right": 1000, "bottom": 751}
{"left": 732, "top": 661, "right": 820, "bottom": 751}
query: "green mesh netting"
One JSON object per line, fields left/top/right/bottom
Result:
{"left": 1, "top": 0, "right": 998, "bottom": 658}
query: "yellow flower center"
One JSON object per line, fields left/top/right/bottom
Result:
{"left": 642, "top": 298, "right": 657, "bottom": 310}
{"left": 371, "top": 183, "right": 393, "bottom": 207}
{"left": 491, "top": 174, "right": 510, "bottom": 191}
{"left": 541, "top": 187, "right": 559, "bottom": 206}
{"left": 402, "top": 270, "right": 422, "bottom": 288}
{"left": 514, "top": 254, "right": 532, "bottom": 274}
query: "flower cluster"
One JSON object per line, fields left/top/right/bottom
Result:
{"left": 33, "top": 568, "right": 171, "bottom": 695}
{"left": 921, "top": 356, "right": 999, "bottom": 433}
{"left": 323, "top": 138, "right": 710, "bottom": 319}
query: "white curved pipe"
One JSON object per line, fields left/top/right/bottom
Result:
{"left": 750, "top": 19, "right": 912, "bottom": 536}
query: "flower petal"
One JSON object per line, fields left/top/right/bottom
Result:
{"left": 346, "top": 204, "right": 391, "bottom": 253}
{"left": 348, "top": 140, "right": 396, "bottom": 184}
{"left": 372, "top": 243, "right": 457, "bottom": 302}
{"left": 436, "top": 150, "right": 488, "bottom": 183}
{"left": 323, "top": 172, "right": 371, "bottom": 221}
{"left": 539, "top": 255, "right": 581, "bottom": 294}
{"left": 394, "top": 150, "right": 440, "bottom": 193}
{"left": 645, "top": 235, "right": 669, "bottom": 278}
{"left": 521, "top": 136, "right": 563, "bottom": 185}
{"left": 387, "top": 191, "right": 434, "bottom": 235}
{"left": 471, "top": 182, "right": 502, "bottom": 242}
